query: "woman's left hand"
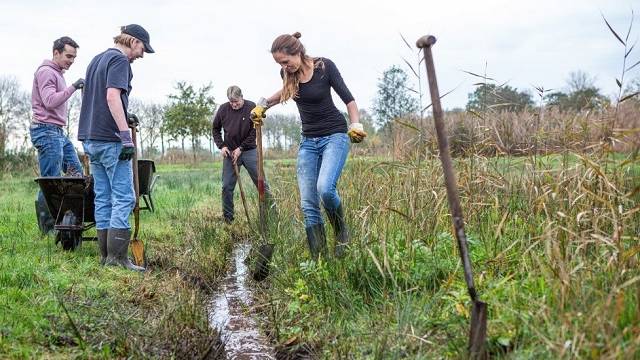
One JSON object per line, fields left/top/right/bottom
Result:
{"left": 348, "top": 123, "right": 367, "bottom": 143}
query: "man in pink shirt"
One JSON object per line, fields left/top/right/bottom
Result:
{"left": 31, "top": 36, "right": 85, "bottom": 233}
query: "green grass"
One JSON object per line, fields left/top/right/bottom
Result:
{"left": 0, "top": 163, "right": 232, "bottom": 358}
{"left": 2, "top": 152, "right": 639, "bottom": 358}
{"left": 252, "top": 152, "right": 640, "bottom": 359}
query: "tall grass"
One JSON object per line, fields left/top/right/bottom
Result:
{"left": 251, "top": 148, "right": 639, "bottom": 358}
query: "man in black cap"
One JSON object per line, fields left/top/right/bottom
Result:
{"left": 78, "top": 24, "right": 154, "bottom": 271}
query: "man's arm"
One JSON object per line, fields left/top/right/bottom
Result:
{"left": 211, "top": 108, "right": 225, "bottom": 149}
{"left": 106, "top": 88, "right": 129, "bottom": 131}
{"left": 36, "top": 69, "right": 76, "bottom": 110}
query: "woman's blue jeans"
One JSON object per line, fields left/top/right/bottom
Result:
{"left": 297, "top": 132, "right": 350, "bottom": 227}
{"left": 82, "top": 140, "right": 135, "bottom": 230}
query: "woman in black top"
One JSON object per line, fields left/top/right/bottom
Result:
{"left": 251, "top": 32, "right": 367, "bottom": 259}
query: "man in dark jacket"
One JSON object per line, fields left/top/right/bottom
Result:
{"left": 212, "top": 85, "right": 271, "bottom": 223}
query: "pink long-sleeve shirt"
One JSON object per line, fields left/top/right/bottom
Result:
{"left": 31, "top": 60, "right": 76, "bottom": 126}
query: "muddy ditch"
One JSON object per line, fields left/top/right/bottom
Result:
{"left": 208, "top": 243, "right": 276, "bottom": 359}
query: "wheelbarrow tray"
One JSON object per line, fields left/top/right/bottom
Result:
{"left": 35, "top": 176, "right": 95, "bottom": 229}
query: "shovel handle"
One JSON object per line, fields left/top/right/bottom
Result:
{"left": 255, "top": 123, "right": 267, "bottom": 238}
{"left": 233, "top": 161, "right": 251, "bottom": 225}
{"left": 417, "top": 36, "right": 478, "bottom": 300}
{"left": 131, "top": 127, "right": 140, "bottom": 240}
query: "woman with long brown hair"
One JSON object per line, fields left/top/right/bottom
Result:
{"left": 251, "top": 32, "right": 366, "bottom": 259}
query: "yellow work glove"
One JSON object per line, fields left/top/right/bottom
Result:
{"left": 347, "top": 123, "right": 367, "bottom": 143}
{"left": 250, "top": 97, "right": 268, "bottom": 126}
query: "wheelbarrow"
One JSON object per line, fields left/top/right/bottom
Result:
{"left": 35, "top": 176, "right": 96, "bottom": 250}
{"left": 137, "top": 159, "right": 159, "bottom": 212}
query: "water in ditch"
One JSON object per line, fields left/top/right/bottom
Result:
{"left": 208, "top": 243, "right": 275, "bottom": 359}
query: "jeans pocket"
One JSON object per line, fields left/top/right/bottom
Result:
{"left": 30, "top": 128, "right": 52, "bottom": 152}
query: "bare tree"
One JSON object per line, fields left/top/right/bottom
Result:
{"left": 65, "top": 92, "right": 81, "bottom": 140}
{"left": 141, "top": 102, "right": 165, "bottom": 157}
{"left": 0, "top": 76, "right": 30, "bottom": 153}
{"left": 128, "top": 98, "right": 167, "bottom": 158}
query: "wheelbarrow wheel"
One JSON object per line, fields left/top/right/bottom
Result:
{"left": 56, "top": 211, "right": 82, "bottom": 251}
{"left": 58, "top": 230, "right": 81, "bottom": 251}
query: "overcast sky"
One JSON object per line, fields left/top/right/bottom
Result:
{"left": 1, "top": 0, "right": 637, "bottom": 118}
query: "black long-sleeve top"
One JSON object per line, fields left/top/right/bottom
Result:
{"left": 286, "top": 57, "right": 355, "bottom": 137}
{"left": 211, "top": 100, "right": 256, "bottom": 151}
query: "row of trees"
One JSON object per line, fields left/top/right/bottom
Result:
{"left": 0, "top": 75, "right": 308, "bottom": 156}
{"left": 371, "top": 67, "right": 637, "bottom": 130}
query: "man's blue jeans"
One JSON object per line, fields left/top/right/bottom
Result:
{"left": 30, "top": 123, "right": 84, "bottom": 177}
{"left": 82, "top": 140, "right": 135, "bottom": 230}
{"left": 297, "top": 132, "right": 350, "bottom": 227}
{"left": 30, "top": 123, "right": 83, "bottom": 231}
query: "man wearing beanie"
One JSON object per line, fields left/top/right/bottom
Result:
{"left": 78, "top": 24, "right": 155, "bottom": 271}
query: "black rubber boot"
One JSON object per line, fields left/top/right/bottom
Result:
{"left": 326, "top": 204, "right": 350, "bottom": 258}
{"left": 97, "top": 229, "right": 108, "bottom": 265}
{"left": 35, "top": 198, "right": 55, "bottom": 234}
{"left": 105, "top": 228, "right": 145, "bottom": 272}
{"left": 305, "top": 224, "right": 327, "bottom": 260}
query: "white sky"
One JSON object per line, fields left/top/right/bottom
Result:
{"left": 1, "top": 0, "right": 637, "bottom": 118}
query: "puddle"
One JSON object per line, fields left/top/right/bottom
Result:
{"left": 209, "top": 243, "right": 275, "bottom": 359}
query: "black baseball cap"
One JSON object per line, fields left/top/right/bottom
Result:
{"left": 122, "top": 24, "right": 155, "bottom": 53}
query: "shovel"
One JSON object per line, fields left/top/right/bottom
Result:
{"left": 417, "top": 35, "right": 487, "bottom": 358}
{"left": 252, "top": 119, "right": 274, "bottom": 282}
{"left": 130, "top": 123, "right": 145, "bottom": 267}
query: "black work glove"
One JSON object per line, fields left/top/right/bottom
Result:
{"left": 118, "top": 130, "right": 135, "bottom": 161}
{"left": 72, "top": 78, "right": 85, "bottom": 90}
{"left": 119, "top": 146, "right": 135, "bottom": 161}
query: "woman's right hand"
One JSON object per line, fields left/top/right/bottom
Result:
{"left": 250, "top": 105, "right": 267, "bottom": 126}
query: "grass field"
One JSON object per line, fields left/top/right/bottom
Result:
{"left": 0, "top": 162, "right": 232, "bottom": 358}
{"left": 1, "top": 151, "right": 639, "bottom": 359}
{"left": 253, "top": 152, "right": 640, "bottom": 359}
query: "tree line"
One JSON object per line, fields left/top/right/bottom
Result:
{"left": 0, "top": 77, "right": 303, "bottom": 157}
{"left": 371, "top": 66, "right": 640, "bottom": 130}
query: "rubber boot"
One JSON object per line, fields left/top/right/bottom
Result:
{"left": 305, "top": 224, "right": 327, "bottom": 260}
{"left": 35, "top": 198, "right": 55, "bottom": 234}
{"left": 326, "top": 204, "right": 350, "bottom": 258}
{"left": 105, "top": 228, "right": 146, "bottom": 272}
{"left": 97, "top": 229, "right": 108, "bottom": 265}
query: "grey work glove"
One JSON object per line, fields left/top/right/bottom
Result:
{"left": 72, "top": 78, "right": 85, "bottom": 90}
{"left": 118, "top": 130, "right": 135, "bottom": 161}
